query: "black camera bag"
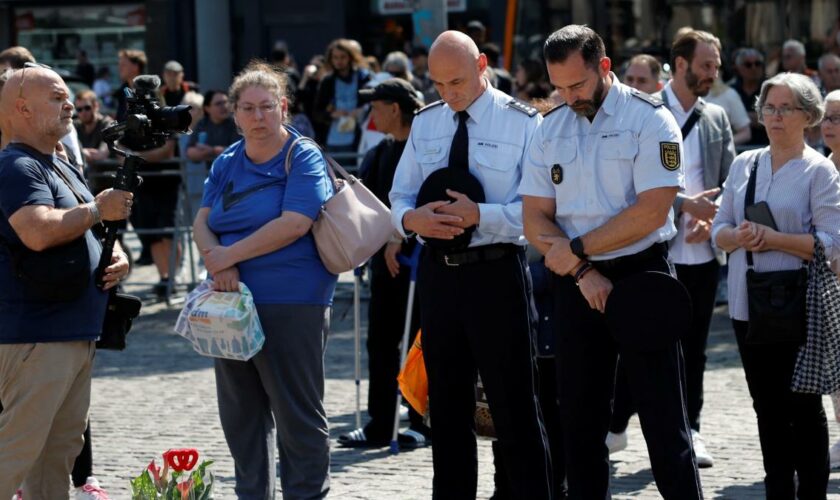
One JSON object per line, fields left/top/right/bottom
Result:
{"left": 96, "top": 290, "right": 142, "bottom": 350}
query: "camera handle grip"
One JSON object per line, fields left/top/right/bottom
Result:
{"left": 95, "top": 153, "right": 144, "bottom": 288}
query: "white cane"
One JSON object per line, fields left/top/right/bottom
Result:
{"left": 390, "top": 244, "right": 422, "bottom": 454}
{"left": 353, "top": 266, "right": 363, "bottom": 430}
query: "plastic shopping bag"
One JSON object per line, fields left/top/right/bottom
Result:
{"left": 397, "top": 330, "right": 428, "bottom": 415}
{"left": 174, "top": 279, "right": 264, "bottom": 361}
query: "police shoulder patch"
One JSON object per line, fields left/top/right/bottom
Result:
{"left": 543, "top": 103, "right": 567, "bottom": 117}
{"left": 415, "top": 99, "right": 444, "bottom": 115}
{"left": 630, "top": 88, "right": 664, "bottom": 107}
{"left": 507, "top": 98, "right": 539, "bottom": 117}
{"left": 660, "top": 142, "right": 681, "bottom": 171}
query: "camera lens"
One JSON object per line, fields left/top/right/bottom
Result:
{"left": 152, "top": 105, "right": 193, "bottom": 133}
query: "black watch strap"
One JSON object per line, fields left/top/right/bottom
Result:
{"left": 570, "top": 236, "right": 587, "bottom": 260}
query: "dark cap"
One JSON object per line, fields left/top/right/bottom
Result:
{"left": 358, "top": 78, "right": 424, "bottom": 111}
{"left": 605, "top": 271, "right": 691, "bottom": 352}
{"left": 467, "top": 20, "right": 486, "bottom": 32}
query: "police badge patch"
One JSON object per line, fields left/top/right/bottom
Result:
{"left": 660, "top": 142, "right": 680, "bottom": 171}
{"left": 551, "top": 164, "right": 563, "bottom": 184}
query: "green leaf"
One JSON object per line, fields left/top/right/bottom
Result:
{"left": 197, "top": 471, "right": 215, "bottom": 500}
{"left": 130, "top": 470, "right": 159, "bottom": 500}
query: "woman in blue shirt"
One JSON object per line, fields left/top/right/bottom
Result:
{"left": 193, "top": 61, "right": 335, "bottom": 500}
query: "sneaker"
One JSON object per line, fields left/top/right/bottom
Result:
{"left": 606, "top": 431, "right": 628, "bottom": 454}
{"left": 12, "top": 489, "right": 22, "bottom": 500}
{"left": 691, "top": 430, "right": 715, "bottom": 468}
{"left": 829, "top": 439, "right": 840, "bottom": 469}
{"left": 75, "top": 477, "right": 111, "bottom": 500}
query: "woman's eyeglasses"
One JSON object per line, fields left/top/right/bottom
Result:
{"left": 236, "top": 101, "right": 278, "bottom": 115}
{"left": 760, "top": 105, "right": 804, "bottom": 117}
{"left": 823, "top": 115, "right": 840, "bottom": 125}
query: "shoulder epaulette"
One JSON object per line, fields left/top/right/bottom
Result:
{"left": 507, "top": 98, "right": 539, "bottom": 117}
{"left": 415, "top": 100, "right": 444, "bottom": 115}
{"left": 629, "top": 88, "right": 664, "bottom": 107}
{"left": 543, "top": 103, "right": 567, "bottom": 117}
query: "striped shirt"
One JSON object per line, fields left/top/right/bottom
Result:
{"left": 711, "top": 146, "right": 840, "bottom": 321}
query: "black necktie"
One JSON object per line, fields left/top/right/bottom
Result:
{"left": 448, "top": 110, "right": 469, "bottom": 171}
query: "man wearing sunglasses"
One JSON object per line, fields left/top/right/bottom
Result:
{"left": 73, "top": 89, "right": 113, "bottom": 165}
{"left": 730, "top": 47, "right": 768, "bottom": 146}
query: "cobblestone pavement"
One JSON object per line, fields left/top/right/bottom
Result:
{"left": 86, "top": 266, "right": 840, "bottom": 499}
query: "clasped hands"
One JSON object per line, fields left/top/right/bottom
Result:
{"left": 539, "top": 235, "right": 612, "bottom": 314}
{"left": 202, "top": 245, "right": 240, "bottom": 292}
{"left": 405, "top": 189, "right": 479, "bottom": 240}
{"left": 734, "top": 220, "right": 775, "bottom": 252}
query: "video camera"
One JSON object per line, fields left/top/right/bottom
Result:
{"left": 95, "top": 75, "right": 192, "bottom": 288}
{"left": 102, "top": 74, "right": 192, "bottom": 151}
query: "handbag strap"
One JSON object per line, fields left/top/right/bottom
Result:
{"left": 283, "top": 134, "right": 356, "bottom": 186}
{"left": 744, "top": 151, "right": 761, "bottom": 269}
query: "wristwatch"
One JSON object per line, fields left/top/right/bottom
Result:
{"left": 570, "top": 236, "right": 587, "bottom": 260}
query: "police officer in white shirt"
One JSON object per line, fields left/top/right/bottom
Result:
{"left": 519, "top": 26, "right": 703, "bottom": 499}
{"left": 390, "top": 30, "right": 551, "bottom": 499}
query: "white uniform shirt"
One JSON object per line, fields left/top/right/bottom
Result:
{"left": 662, "top": 83, "right": 715, "bottom": 265}
{"left": 390, "top": 84, "right": 541, "bottom": 246}
{"left": 519, "top": 74, "right": 684, "bottom": 260}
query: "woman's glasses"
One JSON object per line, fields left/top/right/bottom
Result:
{"left": 823, "top": 115, "right": 840, "bottom": 125}
{"left": 760, "top": 105, "right": 804, "bottom": 117}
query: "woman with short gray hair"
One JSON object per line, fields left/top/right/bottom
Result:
{"left": 712, "top": 71, "right": 840, "bottom": 497}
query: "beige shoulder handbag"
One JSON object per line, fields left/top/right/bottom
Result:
{"left": 284, "top": 136, "right": 394, "bottom": 274}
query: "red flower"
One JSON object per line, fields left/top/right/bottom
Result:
{"left": 176, "top": 479, "right": 194, "bottom": 500}
{"left": 148, "top": 459, "right": 165, "bottom": 487}
{"left": 163, "top": 448, "right": 199, "bottom": 472}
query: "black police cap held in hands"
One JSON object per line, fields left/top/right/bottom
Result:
{"left": 416, "top": 110, "right": 485, "bottom": 250}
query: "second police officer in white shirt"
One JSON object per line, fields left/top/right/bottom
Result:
{"left": 519, "top": 25, "right": 704, "bottom": 499}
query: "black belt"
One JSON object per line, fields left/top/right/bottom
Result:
{"left": 428, "top": 243, "right": 522, "bottom": 267}
{"left": 592, "top": 242, "right": 668, "bottom": 271}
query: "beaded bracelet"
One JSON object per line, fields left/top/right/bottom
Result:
{"left": 573, "top": 261, "right": 594, "bottom": 285}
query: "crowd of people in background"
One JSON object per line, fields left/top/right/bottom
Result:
{"left": 5, "top": 17, "right": 840, "bottom": 500}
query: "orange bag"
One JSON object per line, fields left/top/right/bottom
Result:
{"left": 397, "top": 330, "right": 428, "bottom": 415}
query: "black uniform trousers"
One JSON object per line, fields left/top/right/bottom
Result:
{"left": 418, "top": 247, "right": 552, "bottom": 500}
{"left": 610, "top": 258, "right": 720, "bottom": 433}
{"left": 732, "top": 320, "right": 829, "bottom": 499}
{"left": 553, "top": 247, "right": 702, "bottom": 500}
{"left": 492, "top": 356, "right": 567, "bottom": 499}
{"left": 364, "top": 252, "right": 425, "bottom": 440}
